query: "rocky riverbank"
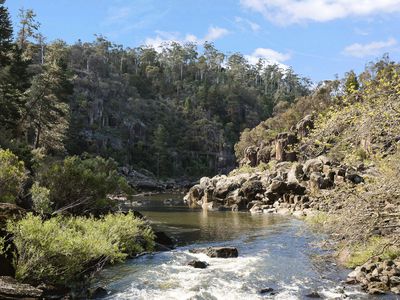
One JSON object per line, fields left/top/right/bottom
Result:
{"left": 183, "top": 114, "right": 400, "bottom": 296}
{"left": 119, "top": 166, "right": 195, "bottom": 192}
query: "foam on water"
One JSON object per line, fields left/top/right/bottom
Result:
{"left": 94, "top": 195, "right": 381, "bottom": 299}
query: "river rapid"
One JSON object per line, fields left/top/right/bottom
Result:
{"left": 93, "top": 193, "right": 396, "bottom": 300}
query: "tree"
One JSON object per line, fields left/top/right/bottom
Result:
{"left": 22, "top": 40, "right": 72, "bottom": 151}
{"left": 0, "top": 0, "right": 13, "bottom": 66}
{"left": 17, "top": 8, "right": 40, "bottom": 59}
{"left": 344, "top": 70, "right": 359, "bottom": 95}
{"left": 0, "top": 1, "right": 28, "bottom": 133}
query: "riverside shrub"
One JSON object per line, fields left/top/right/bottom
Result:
{"left": 36, "top": 155, "right": 132, "bottom": 214}
{"left": 7, "top": 212, "right": 154, "bottom": 284}
{"left": 0, "top": 149, "right": 27, "bottom": 203}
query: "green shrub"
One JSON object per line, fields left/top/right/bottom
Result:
{"left": 7, "top": 212, "right": 154, "bottom": 285}
{"left": 36, "top": 155, "right": 132, "bottom": 214}
{"left": 0, "top": 149, "right": 27, "bottom": 203}
{"left": 31, "top": 182, "right": 52, "bottom": 215}
{"left": 345, "top": 236, "right": 400, "bottom": 268}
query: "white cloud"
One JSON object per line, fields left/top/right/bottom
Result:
{"left": 144, "top": 26, "right": 230, "bottom": 50}
{"left": 240, "top": 0, "right": 400, "bottom": 25}
{"left": 204, "top": 26, "right": 230, "bottom": 41}
{"left": 343, "top": 38, "right": 397, "bottom": 58}
{"left": 245, "top": 47, "right": 291, "bottom": 64}
{"left": 234, "top": 16, "right": 261, "bottom": 32}
{"left": 105, "top": 6, "right": 132, "bottom": 24}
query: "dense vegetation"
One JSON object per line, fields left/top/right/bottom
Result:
{"left": 8, "top": 212, "right": 154, "bottom": 285}
{"left": 0, "top": 0, "right": 310, "bottom": 178}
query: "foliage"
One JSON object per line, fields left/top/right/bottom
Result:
{"left": 7, "top": 212, "right": 154, "bottom": 284}
{"left": 0, "top": 149, "right": 27, "bottom": 203}
{"left": 30, "top": 182, "right": 52, "bottom": 215}
{"left": 229, "top": 162, "right": 270, "bottom": 176}
{"left": 345, "top": 237, "right": 400, "bottom": 268}
{"left": 36, "top": 155, "right": 132, "bottom": 215}
{"left": 234, "top": 80, "right": 338, "bottom": 161}
{"left": 0, "top": 1, "right": 313, "bottom": 176}
{"left": 307, "top": 57, "right": 400, "bottom": 163}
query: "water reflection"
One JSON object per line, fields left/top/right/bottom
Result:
{"left": 132, "top": 193, "right": 289, "bottom": 245}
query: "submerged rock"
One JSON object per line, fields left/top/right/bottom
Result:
{"left": 189, "top": 247, "right": 239, "bottom": 258}
{"left": 87, "top": 286, "right": 108, "bottom": 299}
{"left": 154, "top": 231, "right": 175, "bottom": 251}
{"left": 187, "top": 260, "right": 208, "bottom": 269}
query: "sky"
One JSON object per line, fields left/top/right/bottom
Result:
{"left": 6, "top": 0, "right": 400, "bottom": 82}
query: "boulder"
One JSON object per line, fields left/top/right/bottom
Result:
{"left": 287, "top": 163, "right": 304, "bottom": 183}
{"left": 286, "top": 182, "right": 306, "bottom": 195}
{"left": 154, "top": 231, "right": 175, "bottom": 251}
{"left": 259, "top": 287, "right": 274, "bottom": 294}
{"left": 244, "top": 146, "right": 258, "bottom": 167}
{"left": 199, "top": 177, "right": 212, "bottom": 189}
{"left": 303, "top": 158, "right": 323, "bottom": 174}
{"left": 268, "top": 180, "right": 288, "bottom": 195}
{"left": 367, "top": 281, "right": 389, "bottom": 294}
{"left": 189, "top": 247, "right": 239, "bottom": 258}
{"left": 187, "top": 260, "right": 208, "bottom": 269}
{"left": 0, "top": 276, "right": 43, "bottom": 299}
{"left": 239, "top": 180, "right": 264, "bottom": 200}
{"left": 214, "top": 177, "right": 241, "bottom": 199}
{"left": 346, "top": 173, "right": 364, "bottom": 184}
{"left": 184, "top": 185, "right": 204, "bottom": 208}
{"left": 296, "top": 115, "right": 314, "bottom": 138}
{"left": 257, "top": 146, "right": 271, "bottom": 164}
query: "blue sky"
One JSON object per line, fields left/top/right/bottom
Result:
{"left": 6, "top": 0, "right": 400, "bottom": 82}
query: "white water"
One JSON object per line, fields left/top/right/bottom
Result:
{"left": 92, "top": 194, "right": 395, "bottom": 300}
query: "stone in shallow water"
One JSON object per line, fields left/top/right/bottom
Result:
{"left": 187, "top": 260, "right": 208, "bottom": 269}
{"left": 304, "top": 290, "right": 321, "bottom": 298}
{"left": 259, "top": 287, "right": 274, "bottom": 294}
{"left": 189, "top": 247, "right": 239, "bottom": 258}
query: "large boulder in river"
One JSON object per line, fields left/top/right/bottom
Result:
{"left": 239, "top": 180, "right": 264, "bottom": 200}
{"left": 189, "top": 247, "right": 239, "bottom": 258}
{"left": 183, "top": 185, "right": 204, "bottom": 208}
{"left": 213, "top": 176, "right": 242, "bottom": 199}
{"left": 0, "top": 276, "right": 43, "bottom": 299}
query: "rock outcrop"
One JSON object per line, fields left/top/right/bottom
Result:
{"left": 184, "top": 155, "right": 363, "bottom": 215}
{"left": 0, "top": 276, "right": 43, "bottom": 299}
{"left": 347, "top": 259, "right": 400, "bottom": 295}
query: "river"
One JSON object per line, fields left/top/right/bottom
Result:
{"left": 93, "top": 193, "right": 395, "bottom": 300}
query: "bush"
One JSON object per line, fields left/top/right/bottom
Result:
{"left": 31, "top": 182, "right": 52, "bottom": 215}
{"left": 0, "top": 149, "right": 27, "bottom": 203}
{"left": 7, "top": 212, "right": 154, "bottom": 285}
{"left": 36, "top": 155, "right": 132, "bottom": 215}
{"left": 345, "top": 236, "right": 400, "bottom": 268}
